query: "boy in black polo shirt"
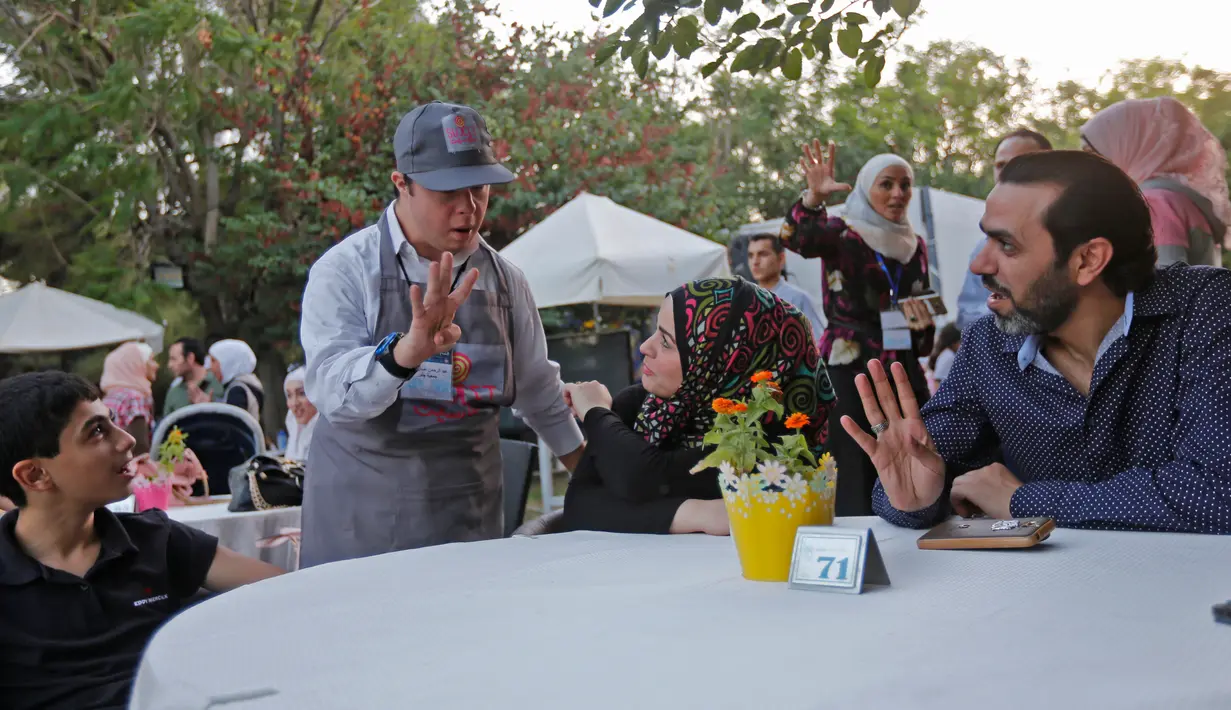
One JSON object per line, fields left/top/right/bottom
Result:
{"left": 0, "top": 371, "right": 283, "bottom": 709}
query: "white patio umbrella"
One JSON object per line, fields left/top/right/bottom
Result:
{"left": 499, "top": 192, "right": 731, "bottom": 308}
{"left": 0, "top": 282, "right": 165, "bottom": 353}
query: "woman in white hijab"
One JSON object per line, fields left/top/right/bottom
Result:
{"left": 206, "top": 339, "right": 265, "bottom": 421}
{"left": 776, "top": 139, "right": 936, "bottom": 517}
{"left": 282, "top": 366, "right": 318, "bottom": 461}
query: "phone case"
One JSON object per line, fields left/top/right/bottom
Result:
{"left": 916, "top": 517, "right": 1056, "bottom": 550}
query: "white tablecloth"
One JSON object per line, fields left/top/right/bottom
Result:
{"left": 131, "top": 517, "right": 1231, "bottom": 710}
{"left": 167, "top": 503, "right": 301, "bottom": 572}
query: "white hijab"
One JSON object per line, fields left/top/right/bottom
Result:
{"left": 208, "top": 339, "right": 257, "bottom": 385}
{"left": 841, "top": 153, "right": 919, "bottom": 264}
{"left": 283, "top": 367, "right": 317, "bottom": 461}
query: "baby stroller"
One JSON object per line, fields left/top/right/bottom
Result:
{"left": 151, "top": 403, "right": 266, "bottom": 496}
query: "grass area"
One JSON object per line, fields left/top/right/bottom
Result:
{"left": 522, "top": 470, "right": 570, "bottom": 521}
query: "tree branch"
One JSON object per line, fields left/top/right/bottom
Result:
{"left": 12, "top": 160, "right": 100, "bottom": 216}
{"left": 302, "top": 0, "right": 326, "bottom": 36}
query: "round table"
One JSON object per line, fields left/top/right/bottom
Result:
{"left": 131, "top": 517, "right": 1231, "bottom": 709}
{"left": 167, "top": 502, "right": 301, "bottom": 572}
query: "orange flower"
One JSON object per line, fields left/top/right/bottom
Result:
{"left": 712, "top": 398, "right": 736, "bottom": 415}
{"left": 730, "top": 402, "right": 748, "bottom": 414}
{"left": 785, "top": 412, "right": 811, "bottom": 429}
{"left": 751, "top": 371, "right": 773, "bottom": 383}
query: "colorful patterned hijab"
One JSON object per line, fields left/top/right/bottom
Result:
{"left": 634, "top": 278, "right": 835, "bottom": 458}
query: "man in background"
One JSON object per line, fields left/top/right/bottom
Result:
{"left": 746, "top": 233, "right": 824, "bottom": 340}
{"left": 162, "top": 337, "right": 224, "bottom": 416}
{"left": 956, "top": 129, "right": 1054, "bottom": 330}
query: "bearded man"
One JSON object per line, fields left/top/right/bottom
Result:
{"left": 841, "top": 150, "right": 1231, "bottom": 533}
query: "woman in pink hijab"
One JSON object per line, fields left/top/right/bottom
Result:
{"left": 1082, "top": 96, "right": 1230, "bottom": 268}
{"left": 100, "top": 341, "right": 158, "bottom": 455}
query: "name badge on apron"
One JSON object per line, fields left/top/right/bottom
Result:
{"left": 880, "top": 310, "right": 912, "bottom": 351}
{"left": 400, "top": 351, "right": 454, "bottom": 402}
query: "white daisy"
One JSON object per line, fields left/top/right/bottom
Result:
{"left": 784, "top": 473, "right": 809, "bottom": 502}
{"left": 757, "top": 460, "right": 788, "bottom": 489}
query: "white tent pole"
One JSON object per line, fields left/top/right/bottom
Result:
{"left": 537, "top": 436, "right": 555, "bottom": 514}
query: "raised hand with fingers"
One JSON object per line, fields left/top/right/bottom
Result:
{"left": 800, "top": 139, "right": 853, "bottom": 209}
{"left": 393, "top": 251, "right": 480, "bottom": 370}
{"left": 839, "top": 359, "right": 946, "bottom": 512}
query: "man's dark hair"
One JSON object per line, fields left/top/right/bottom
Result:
{"left": 748, "top": 233, "right": 785, "bottom": 255}
{"left": 174, "top": 337, "right": 206, "bottom": 367}
{"left": 0, "top": 372, "right": 102, "bottom": 507}
{"left": 995, "top": 128, "right": 1053, "bottom": 154}
{"left": 999, "top": 150, "right": 1156, "bottom": 297}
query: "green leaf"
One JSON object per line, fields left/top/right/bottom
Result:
{"left": 871, "top": 0, "right": 891, "bottom": 14}
{"left": 721, "top": 36, "right": 745, "bottom": 53}
{"left": 594, "top": 40, "right": 620, "bottom": 65}
{"left": 845, "top": 12, "right": 868, "bottom": 24}
{"left": 863, "top": 54, "right": 885, "bottom": 86}
{"left": 625, "top": 13, "right": 652, "bottom": 40}
{"left": 651, "top": 29, "right": 672, "bottom": 59}
{"left": 836, "top": 25, "right": 862, "bottom": 58}
{"left": 787, "top": 2, "right": 812, "bottom": 14}
{"left": 819, "top": 0, "right": 836, "bottom": 10}
{"left": 782, "top": 47, "right": 803, "bottom": 80}
{"left": 703, "top": 0, "right": 724, "bottom": 25}
{"left": 632, "top": 47, "right": 650, "bottom": 79}
{"left": 701, "top": 58, "right": 725, "bottom": 77}
{"left": 759, "top": 14, "right": 785, "bottom": 30}
{"left": 729, "top": 45, "right": 761, "bottom": 73}
{"left": 601, "top": 0, "right": 624, "bottom": 18}
{"left": 797, "top": 16, "right": 815, "bottom": 30}
{"left": 800, "top": 39, "right": 816, "bottom": 59}
{"left": 723, "top": 0, "right": 743, "bottom": 11}
{"left": 810, "top": 18, "right": 833, "bottom": 46}
{"left": 730, "top": 12, "right": 760, "bottom": 34}
{"left": 891, "top": 0, "right": 921, "bottom": 17}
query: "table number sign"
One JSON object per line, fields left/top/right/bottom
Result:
{"left": 787, "top": 527, "right": 890, "bottom": 594}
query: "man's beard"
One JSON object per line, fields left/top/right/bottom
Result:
{"left": 983, "top": 265, "right": 1079, "bottom": 336}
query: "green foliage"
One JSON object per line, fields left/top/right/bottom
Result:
{"left": 591, "top": 0, "right": 919, "bottom": 84}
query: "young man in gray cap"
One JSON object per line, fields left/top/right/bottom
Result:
{"left": 298, "top": 101, "right": 584, "bottom": 567}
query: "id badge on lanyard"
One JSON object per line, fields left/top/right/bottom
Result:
{"left": 401, "top": 351, "right": 454, "bottom": 402}
{"left": 876, "top": 254, "right": 912, "bottom": 351}
{"left": 394, "top": 250, "right": 469, "bottom": 402}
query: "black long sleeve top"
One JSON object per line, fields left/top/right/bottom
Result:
{"left": 561, "top": 385, "right": 721, "bottom": 534}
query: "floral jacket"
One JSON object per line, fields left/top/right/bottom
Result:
{"left": 780, "top": 200, "right": 935, "bottom": 367}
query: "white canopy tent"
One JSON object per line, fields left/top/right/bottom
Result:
{"left": 737, "top": 186, "right": 988, "bottom": 326}
{"left": 501, "top": 192, "right": 732, "bottom": 513}
{"left": 0, "top": 282, "right": 165, "bottom": 354}
{"left": 499, "top": 192, "right": 732, "bottom": 308}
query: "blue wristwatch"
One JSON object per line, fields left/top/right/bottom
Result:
{"left": 375, "top": 332, "right": 415, "bottom": 380}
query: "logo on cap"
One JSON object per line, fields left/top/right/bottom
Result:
{"left": 443, "top": 113, "right": 480, "bottom": 154}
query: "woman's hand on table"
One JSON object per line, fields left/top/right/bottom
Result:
{"left": 564, "top": 381, "right": 613, "bottom": 421}
{"left": 900, "top": 300, "right": 933, "bottom": 331}
{"left": 800, "top": 139, "right": 852, "bottom": 209}
{"left": 669, "top": 499, "right": 731, "bottom": 536}
{"left": 840, "top": 359, "right": 946, "bottom": 513}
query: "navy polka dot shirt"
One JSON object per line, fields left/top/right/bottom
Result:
{"left": 874, "top": 264, "right": 1231, "bottom": 534}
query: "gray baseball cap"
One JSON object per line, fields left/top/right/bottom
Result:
{"left": 393, "top": 101, "right": 515, "bottom": 191}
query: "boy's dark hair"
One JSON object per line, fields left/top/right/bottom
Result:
{"left": 174, "top": 337, "right": 207, "bottom": 367}
{"left": 0, "top": 372, "right": 101, "bottom": 507}
{"left": 994, "top": 128, "right": 1053, "bottom": 153}
{"left": 998, "top": 150, "right": 1157, "bottom": 297}
{"left": 748, "top": 233, "right": 785, "bottom": 255}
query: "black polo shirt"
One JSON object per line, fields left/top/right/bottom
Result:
{"left": 0, "top": 507, "right": 218, "bottom": 710}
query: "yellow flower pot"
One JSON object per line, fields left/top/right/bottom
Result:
{"left": 719, "top": 460, "right": 837, "bottom": 582}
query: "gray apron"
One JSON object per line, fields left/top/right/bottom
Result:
{"left": 300, "top": 212, "right": 515, "bottom": 567}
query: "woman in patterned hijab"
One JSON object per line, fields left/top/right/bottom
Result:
{"left": 559, "top": 278, "right": 834, "bottom": 536}
{"left": 634, "top": 278, "right": 834, "bottom": 457}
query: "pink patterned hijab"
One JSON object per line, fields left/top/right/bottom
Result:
{"left": 100, "top": 342, "right": 154, "bottom": 397}
{"left": 1082, "top": 96, "right": 1230, "bottom": 245}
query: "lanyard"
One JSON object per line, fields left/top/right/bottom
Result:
{"left": 396, "top": 249, "right": 471, "bottom": 293}
{"left": 874, "top": 253, "right": 905, "bottom": 306}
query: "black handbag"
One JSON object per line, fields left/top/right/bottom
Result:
{"left": 227, "top": 455, "right": 305, "bottom": 512}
